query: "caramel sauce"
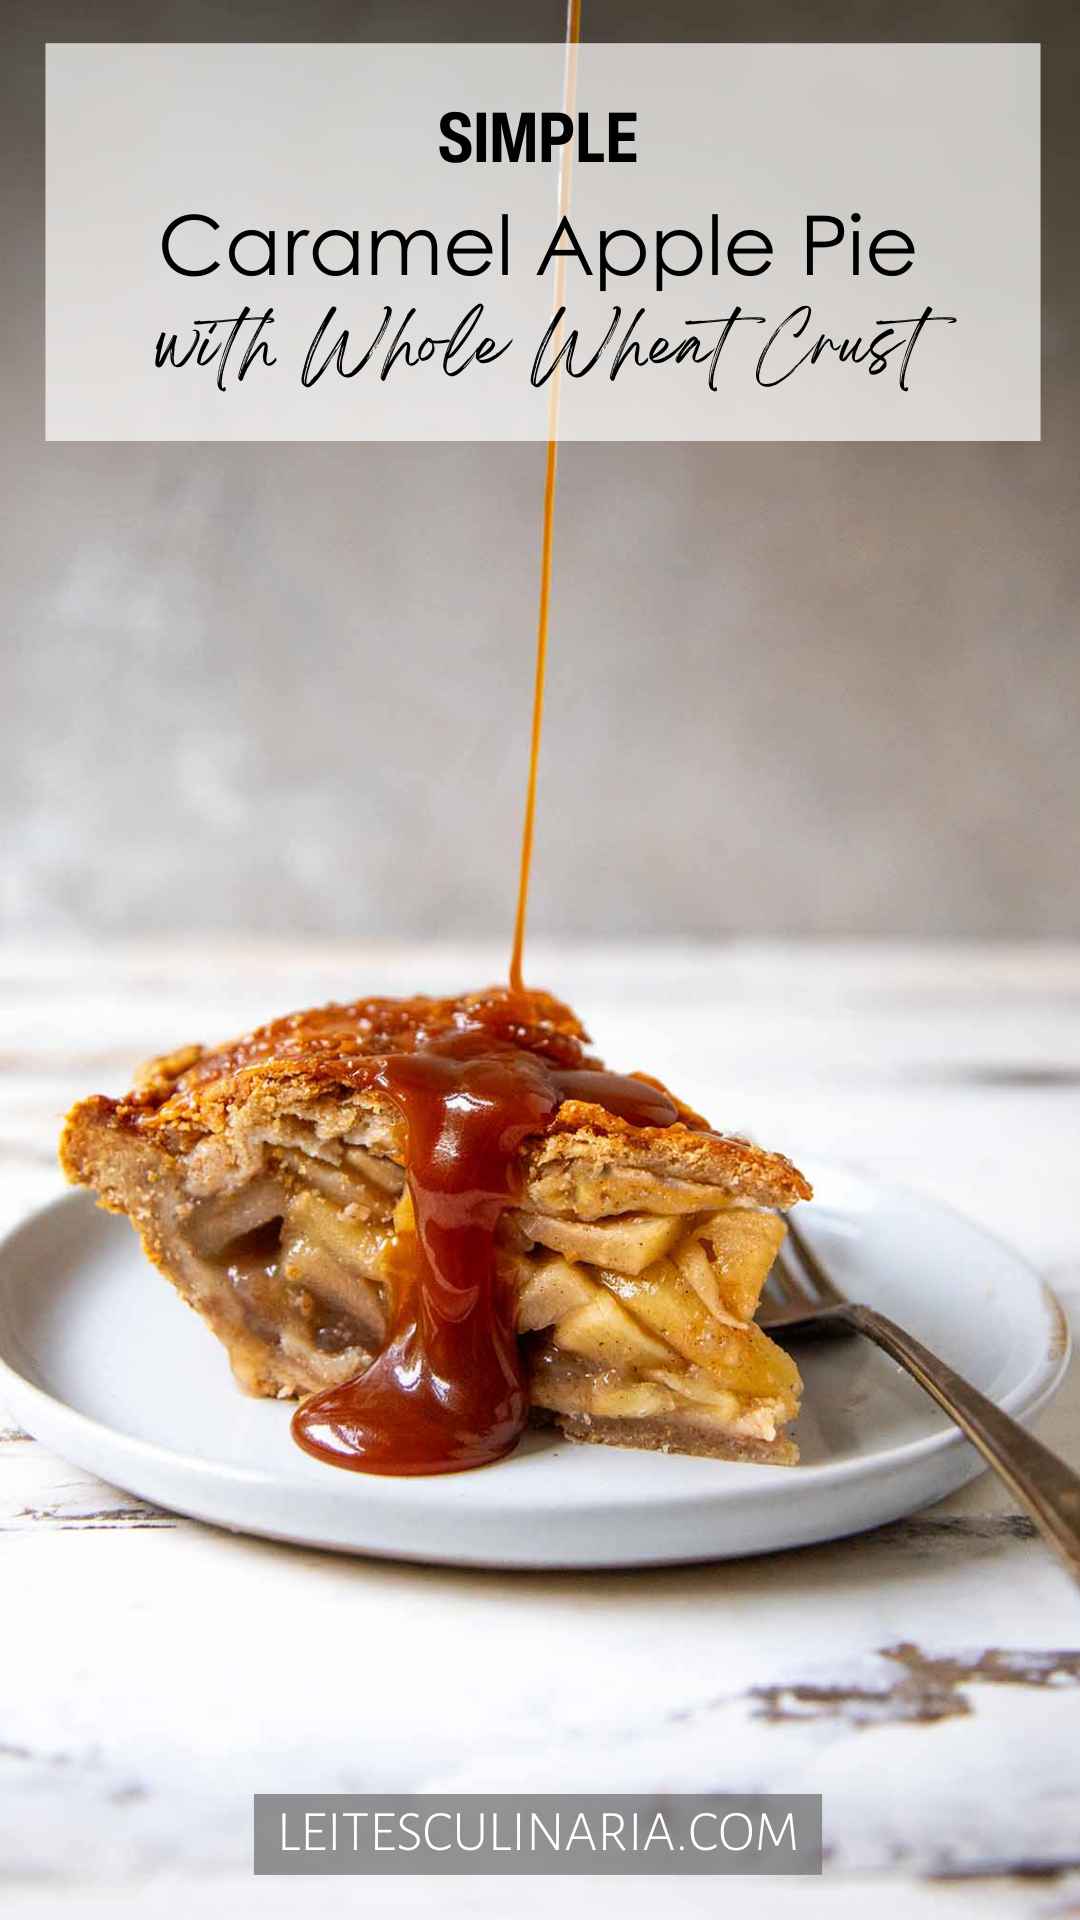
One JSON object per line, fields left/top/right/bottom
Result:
{"left": 291, "top": 994, "right": 676, "bottom": 1475}
{"left": 509, "top": 0, "right": 581, "bottom": 992}
{"left": 290, "top": 4, "right": 660, "bottom": 1476}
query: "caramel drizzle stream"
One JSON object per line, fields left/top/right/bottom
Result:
{"left": 509, "top": 0, "right": 582, "bottom": 994}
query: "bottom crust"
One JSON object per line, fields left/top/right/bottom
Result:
{"left": 530, "top": 1406, "right": 799, "bottom": 1467}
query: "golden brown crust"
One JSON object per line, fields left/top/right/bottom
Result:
{"left": 129, "top": 986, "right": 592, "bottom": 1110}
{"left": 535, "top": 1109, "right": 811, "bottom": 1209}
{"left": 530, "top": 1406, "right": 799, "bottom": 1466}
{"left": 59, "top": 985, "right": 811, "bottom": 1213}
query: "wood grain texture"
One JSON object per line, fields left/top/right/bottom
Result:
{"left": 1, "top": 940, "right": 1077, "bottom": 1917}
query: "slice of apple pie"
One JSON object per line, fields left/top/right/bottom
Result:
{"left": 60, "top": 985, "right": 810, "bottom": 1475}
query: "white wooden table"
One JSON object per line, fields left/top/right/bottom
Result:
{"left": 2, "top": 940, "right": 1078, "bottom": 1919}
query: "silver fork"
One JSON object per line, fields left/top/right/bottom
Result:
{"left": 759, "top": 1213, "right": 1080, "bottom": 1584}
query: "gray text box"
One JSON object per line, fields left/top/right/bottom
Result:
{"left": 254, "top": 1793, "right": 822, "bottom": 1875}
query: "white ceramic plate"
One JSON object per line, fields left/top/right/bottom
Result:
{"left": 0, "top": 1162, "right": 1067, "bottom": 1569}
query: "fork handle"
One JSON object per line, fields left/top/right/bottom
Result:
{"left": 836, "top": 1302, "right": 1080, "bottom": 1584}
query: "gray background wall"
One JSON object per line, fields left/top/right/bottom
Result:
{"left": 5, "top": 1, "right": 1077, "bottom": 941}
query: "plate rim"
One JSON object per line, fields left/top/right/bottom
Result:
{"left": 0, "top": 1172, "right": 1070, "bottom": 1523}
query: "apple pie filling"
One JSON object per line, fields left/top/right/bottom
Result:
{"left": 183, "top": 1139, "right": 799, "bottom": 1453}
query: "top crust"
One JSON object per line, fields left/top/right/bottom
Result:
{"left": 59, "top": 986, "right": 812, "bottom": 1212}
{"left": 534, "top": 1107, "right": 810, "bottom": 1210}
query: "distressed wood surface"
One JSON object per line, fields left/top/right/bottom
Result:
{"left": 1, "top": 941, "right": 1078, "bottom": 1919}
